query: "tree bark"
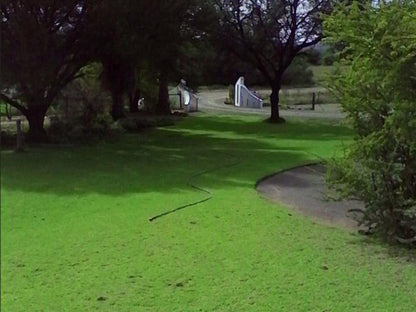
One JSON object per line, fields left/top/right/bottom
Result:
{"left": 25, "top": 105, "right": 48, "bottom": 143}
{"left": 269, "top": 79, "right": 285, "bottom": 123}
{"left": 156, "top": 70, "right": 170, "bottom": 115}
{"left": 110, "top": 93, "right": 125, "bottom": 120}
{"left": 129, "top": 88, "right": 140, "bottom": 113}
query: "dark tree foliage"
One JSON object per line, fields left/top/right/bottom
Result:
{"left": 1, "top": 0, "right": 97, "bottom": 142}
{"left": 89, "top": 0, "right": 147, "bottom": 118}
{"left": 92, "top": 0, "right": 212, "bottom": 116}
{"left": 143, "top": 0, "right": 212, "bottom": 114}
{"left": 214, "top": 0, "right": 334, "bottom": 122}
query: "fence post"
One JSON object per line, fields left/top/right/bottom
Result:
{"left": 312, "top": 92, "right": 316, "bottom": 111}
{"left": 16, "top": 119, "right": 24, "bottom": 151}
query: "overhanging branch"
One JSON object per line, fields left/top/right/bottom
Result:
{"left": 0, "top": 93, "right": 27, "bottom": 114}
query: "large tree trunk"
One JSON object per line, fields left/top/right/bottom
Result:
{"left": 110, "top": 93, "right": 125, "bottom": 120}
{"left": 269, "top": 79, "right": 285, "bottom": 123}
{"left": 127, "top": 68, "right": 140, "bottom": 113}
{"left": 156, "top": 70, "right": 170, "bottom": 115}
{"left": 129, "top": 88, "right": 140, "bottom": 113}
{"left": 25, "top": 105, "right": 48, "bottom": 143}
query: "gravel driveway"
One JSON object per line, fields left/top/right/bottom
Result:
{"left": 197, "top": 89, "right": 346, "bottom": 119}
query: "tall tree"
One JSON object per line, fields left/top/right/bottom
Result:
{"left": 1, "top": 0, "right": 96, "bottom": 142}
{"left": 92, "top": 0, "right": 207, "bottom": 116}
{"left": 142, "top": 0, "right": 202, "bottom": 114}
{"left": 215, "top": 0, "right": 334, "bottom": 122}
{"left": 118, "top": 0, "right": 216, "bottom": 114}
{"left": 90, "top": 0, "right": 147, "bottom": 118}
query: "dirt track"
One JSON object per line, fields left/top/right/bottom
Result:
{"left": 197, "top": 89, "right": 346, "bottom": 119}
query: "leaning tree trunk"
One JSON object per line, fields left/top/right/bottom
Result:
{"left": 110, "top": 92, "right": 125, "bottom": 120}
{"left": 156, "top": 70, "right": 170, "bottom": 115}
{"left": 127, "top": 67, "right": 140, "bottom": 113}
{"left": 25, "top": 104, "right": 49, "bottom": 143}
{"left": 269, "top": 79, "right": 285, "bottom": 123}
{"left": 129, "top": 88, "right": 141, "bottom": 113}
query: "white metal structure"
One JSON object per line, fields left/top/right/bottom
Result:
{"left": 183, "top": 90, "right": 190, "bottom": 106}
{"left": 177, "top": 80, "right": 199, "bottom": 112}
{"left": 234, "top": 76, "right": 262, "bottom": 109}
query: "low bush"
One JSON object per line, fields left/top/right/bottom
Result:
{"left": 224, "top": 85, "right": 235, "bottom": 105}
{"left": 282, "top": 58, "right": 314, "bottom": 87}
{"left": 48, "top": 115, "right": 122, "bottom": 144}
{"left": 228, "top": 85, "right": 235, "bottom": 103}
{"left": 119, "top": 114, "right": 176, "bottom": 132}
{"left": 47, "top": 64, "right": 122, "bottom": 144}
{"left": 0, "top": 130, "right": 17, "bottom": 148}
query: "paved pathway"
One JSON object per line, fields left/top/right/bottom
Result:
{"left": 257, "top": 164, "right": 364, "bottom": 229}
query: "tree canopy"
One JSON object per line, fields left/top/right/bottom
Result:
{"left": 1, "top": 0, "right": 337, "bottom": 140}
{"left": 1, "top": 0, "right": 97, "bottom": 141}
{"left": 214, "top": 0, "right": 334, "bottom": 122}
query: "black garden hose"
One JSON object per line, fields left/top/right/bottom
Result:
{"left": 149, "top": 158, "right": 241, "bottom": 222}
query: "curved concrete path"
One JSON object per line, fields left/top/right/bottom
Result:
{"left": 256, "top": 164, "right": 364, "bottom": 229}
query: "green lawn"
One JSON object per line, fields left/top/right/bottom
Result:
{"left": 1, "top": 114, "right": 415, "bottom": 311}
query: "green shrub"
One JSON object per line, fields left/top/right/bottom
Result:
{"left": 119, "top": 114, "right": 175, "bottom": 132}
{"left": 325, "top": 1, "right": 416, "bottom": 246}
{"left": 0, "top": 130, "right": 17, "bottom": 148}
{"left": 304, "top": 48, "right": 322, "bottom": 65}
{"left": 228, "top": 84, "right": 235, "bottom": 103}
{"left": 321, "top": 50, "right": 335, "bottom": 66}
{"left": 47, "top": 64, "right": 122, "bottom": 144}
{"left": 224, "top": 84, "right": 235, "bottom": 105}
{"left": 282, "top": 58, "right": 314, "bottom": 87}
{"left": 48, "top": 115, "right": 122, "bottom": 144}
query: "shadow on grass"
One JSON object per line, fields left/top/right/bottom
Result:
{"left": 1, "top": 115, "right": 351, "bottom": 196}
{"left": 178, "top": 115, "right": 353, "bottom": 141}
{"left": 346, "top": 233, "right": 416, "bottom": 263}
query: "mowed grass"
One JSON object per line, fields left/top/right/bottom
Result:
{"left": 1, "top": 114, "right": 415, "bottom": 311}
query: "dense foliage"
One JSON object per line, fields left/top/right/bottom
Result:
{"left": 0, "top": 0, "right": 97, "bottom": 142}
{"left": 325, "top": 1, "right": 416, "bottom": 245}
{"left": 1, "top": 0, "right": 332, "bottom": 141}
{"left": 0, "top": 0, "right": 210, "bottom": 140}
{"left": 48, "top": 64, "right": 118, "bottom": 144}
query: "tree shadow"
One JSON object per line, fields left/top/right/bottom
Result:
{"left": 346, "top": 232, "right": 416, "bottom": 263}
{"left": 0, "top": 115, "right": 349, "bottom": 197}
{"left": 178, "top": 115, "right": 353, "bottom": 141}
